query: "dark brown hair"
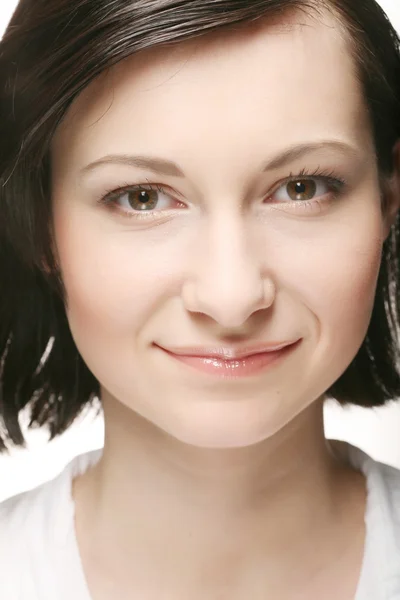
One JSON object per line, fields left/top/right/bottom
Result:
{"left": 0, "top": 0, "right": 400, "bottom": 452}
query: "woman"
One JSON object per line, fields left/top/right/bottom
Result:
{"left": 0, "top": 0, "right": 400, "bottom": 598}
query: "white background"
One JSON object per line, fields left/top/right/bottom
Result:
{"left": 1, "top": 0, "right": 400, "bottom": 501}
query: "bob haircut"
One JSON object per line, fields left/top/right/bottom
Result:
{"left": 0, "top": 0, "right": 400, "bottom": 452}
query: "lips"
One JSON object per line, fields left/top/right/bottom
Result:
{"left": 155, "top": 340, "right": 301, "bottom": 378}
{"left": 156, "top": 340, "right": 299, "bottom": 360}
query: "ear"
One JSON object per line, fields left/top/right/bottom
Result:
{"left": 383, "top": 140, "right": 400, "bottom": 240}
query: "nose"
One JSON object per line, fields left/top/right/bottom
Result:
{"left": 181, "top": 217, "right": 275, "bottom": 328}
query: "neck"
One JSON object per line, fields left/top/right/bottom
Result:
{"left": 73, "top": 398, "right": 366, "bottom": 597}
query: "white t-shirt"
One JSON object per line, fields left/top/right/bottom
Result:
{"left": 0, "top": 443, "right": 400, "bottom": 599}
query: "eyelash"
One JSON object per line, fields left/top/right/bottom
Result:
{"left": 97, "top": 167, "right": 347, "bottom": 220}
{"left": 278, "top": 167, "right": 346, "bottom": 213}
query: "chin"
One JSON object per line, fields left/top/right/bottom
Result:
{"left": 165, "top": 416, "right": 275, "bottom": 450}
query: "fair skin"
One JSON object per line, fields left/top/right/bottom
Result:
{"left": 51, "top": 9, "right": 399, "bottom": 600}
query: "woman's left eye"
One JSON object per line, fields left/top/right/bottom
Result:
{"left": 271, "top": 176, "right": 342, "bottom": 203}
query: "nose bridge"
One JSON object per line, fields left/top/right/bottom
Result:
{"left": 186, "top": 214, "right": 273, "bottom": 326}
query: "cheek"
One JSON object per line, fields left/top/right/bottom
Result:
{"left": 52, "top": 208, "right": 184, "bottom": 347}
{"left": 286, "top": 206, "right": 384, "bottom": 356}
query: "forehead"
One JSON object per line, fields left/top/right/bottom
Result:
{"left": 52, "top": 9, "right": 370, "bottom": 168}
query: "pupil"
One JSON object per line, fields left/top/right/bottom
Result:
{"left": 138, "top": 191, "right": 150, "bottom": 203}
{"left": 287, "top": 179, "right": 316, "bottom": 201}
{"left": 129, "top": 189, "right": 158, "bottom": 211}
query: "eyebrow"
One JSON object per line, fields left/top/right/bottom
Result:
{"left": 80, "top": 140, "right": 360, "bottom": 178}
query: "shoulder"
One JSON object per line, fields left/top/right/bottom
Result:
{"left": 353, "top": 448, "right": 400, "bottom": 595}
{"left": 0, "top": 477, "right": 54, "bottom": 544}
{"left": 332, "top": 440, "right": 400, "bottom": 522}
{"left": 0, "top": 476, "right": 62, "bottom": 596}
{"left": 0, "top": 448, "right": 102, "bottom": 541}
{"left": 329, "top": 441, "right": 400, "bottom": 597}
{"left": 0, "top": 449, "right": 102, "bottom": 596}
{"left": 345, "top": 443, "right": 400, "bottom": 513}
{"left": 360, "top": 450, "right": 400, "bottom": 537}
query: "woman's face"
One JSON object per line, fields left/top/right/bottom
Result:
{"left": 51, "top": 11, "right": 394, "bottom": 448}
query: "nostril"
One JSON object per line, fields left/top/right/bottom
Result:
{"left": 181, "top": 273, "right": 276, "bottom": 326}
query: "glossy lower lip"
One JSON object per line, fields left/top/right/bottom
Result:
{"left": 159, "top": 341, "right": 301, "bottom": 378}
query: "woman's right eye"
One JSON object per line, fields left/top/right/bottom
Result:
{"left": 99, "top": 184, "right": 186, "bottom": 218}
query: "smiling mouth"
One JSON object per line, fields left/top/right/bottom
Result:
{"left": 156, "top": 339, "right": 302, "bottom": 378}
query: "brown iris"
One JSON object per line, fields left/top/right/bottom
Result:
{"left": 286, "top": 179, "right": 317, "bottom": 201}
{"left": 127, "top": 189, "right": 158, "bottom": 211}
